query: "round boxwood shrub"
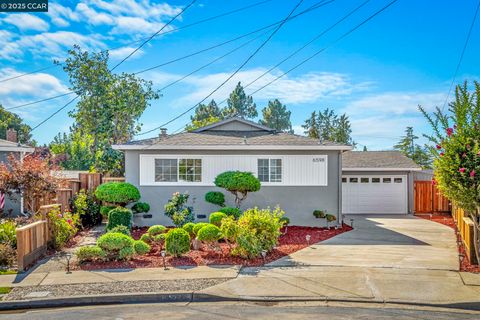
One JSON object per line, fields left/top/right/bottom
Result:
{"left": 279, "top": 216, "right": 290, "bottom": 226}
{"left": 205, "top": 191, "right": 225, "bottom": 207}
{"left": 132, "top": 202, "right": 150, "bottom": 214}
{"left": 313, "top": 210, "right": 325, "bottom": 219}
{"left": 106, "top": 207, "right": 133, "bottom": 231}
{"left": 219, "top": 207, "right": 242, "bottom": 219}
{"left": 119, "top": 246, "right": 135, "bottom": 260}
{"left": 154, "top": 233, "right": 166, "bottom": 244}
{"left": 76, "top": 246, "right": 105, "bottom": 263}
{"left": 325, "top": 214, "right": 336, "bottom": 222}
{"left": 140, "top": 233, "right": 153, "bottom": 243}
{"left": 214, "top": 171, "right": 261, "bottom": 208}
{"left": 193, "top": 222, "right": 209, "bottom": 236}
{"left": 165, "top": 228, "right": 190, "bottom": 257}
{"left": 209, "top": 212, "right": 227, "bottom": 226}
{"left": 182, "top": 222, "right": 196, "bottom": 237}
{"left": 107, "top": 225, "right": 131, "bottom": 236}
{"left": 100, "top": 205, "right": 117, "bottom": 218}
{"left": 197, "top": 224, "right": 222, "bottom": 243}
{"left": 95, "top": 182, "right": 141, "bottom": 206}
{"left": 147, "top": 225, "right": 166, "bottom": 236}
{"left": 97, "top": 232, "right": 134, "bottom": 252}
{"left": 133, "top": 240, "right": 151, "bottom": 255}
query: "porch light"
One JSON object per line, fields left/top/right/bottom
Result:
{"left": 306, "top": 234, "right": 311, "bottom": 245}
{"left": 65, "top": 252, "right": 73, "bottom": 274}
{"left": 261, "top": 250, "right": 267, "bottom": 265}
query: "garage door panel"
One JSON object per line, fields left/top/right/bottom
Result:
{"left": 342, "top": 175, "right": 407, "bottom": 214}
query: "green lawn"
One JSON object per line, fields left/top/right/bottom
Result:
{"left": 0, "top": 270, "right": 16, "bottom": 275}
{"left": 0, "top": 287, "right": 12, "bottom": 294}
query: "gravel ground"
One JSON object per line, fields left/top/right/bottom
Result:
{"left": 3, "top": 278, "right": 229, "bottom": 301}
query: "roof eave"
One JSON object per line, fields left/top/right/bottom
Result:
{"left": 112, "top": 144, "right": 353, "bottom": 151}
{"left": 342, "top": 167, "right": 422, "bottom": 172}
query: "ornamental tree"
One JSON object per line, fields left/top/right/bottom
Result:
{"left": 420, "top": 80, "right": 480, "bottom": 262}
{"left": 214, "top": 171, "right": 261, "bottom": 208}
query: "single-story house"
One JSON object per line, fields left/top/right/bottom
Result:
{"left": 113, "top": 118, "right": 421, "bottom": 226}
{"left": 0, "top": 129, "right": 35, "bottom": 216}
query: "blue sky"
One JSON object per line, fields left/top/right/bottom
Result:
{"left": 0, "top": 0, "right": 479, "bottom": 149}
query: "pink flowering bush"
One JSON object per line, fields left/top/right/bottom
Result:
{"left": 47, "top": 207, "right": 79, "bottom": 249}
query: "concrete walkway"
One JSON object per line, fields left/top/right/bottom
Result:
{"left": 269, "top": 215, "right": 459, "bottom": 270}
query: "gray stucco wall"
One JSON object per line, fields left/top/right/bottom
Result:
{"left": 124, "top": 149, "right": 342, "bottom": 227}
{"left": 342, "top": 170, "right": 415, "bottom": 214}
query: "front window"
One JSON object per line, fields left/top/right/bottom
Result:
{"left": 155, "top": 158, "right": 202, "bottom": 182}
{"left": 258, "top": 158, "right": 282, "bottom": 182}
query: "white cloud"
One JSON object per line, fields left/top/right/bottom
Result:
{"left": 108, "top": 46, "right": 144, "bottom": 60}
{"left": 110, "top": 16, "right": 169, "bottom": 35}
{"left": 3, "top": 13, "right": 49, "bottom": 32}
{"left": 89, "top": 0, "right": 181, "bottom": 18}
{"left": 48, "top": 3, "right": 80, "bottom": 27}
{"left": 76, "top": 3, "right": 114, "bottom": 25}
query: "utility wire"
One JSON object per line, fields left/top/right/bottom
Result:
{"left": 6, "top": 0, "right": 331, "bottom": 111}
{"left": 0, "top": 0, "right": 274, "bottom": 84}
{"left": 30, "top": 0, "right": 196, "bottom": 132}
{"left": 440, "top": 0, "right": 480, "bottom": 111}
{"left": 137, "top": 0, "right": 307, "bottom": 136}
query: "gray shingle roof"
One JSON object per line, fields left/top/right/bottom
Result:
{"left": 126, "top": 131, "right": 347, "bottom": 147}
{"left": 342, "top": 151, "right": 421, "bottom": 169}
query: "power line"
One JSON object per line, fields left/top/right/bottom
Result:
{"left": 137, "top": 0, "right": 308, "bottom": 136}
{"left": 30, "top": 0, "right": 196, "bottom": 132}
{"left": 440, "top": 0, "right": 480, "bottom": 111}
{"left": 0, "top": 0, "right": 274, "bottom": 84}
{"left": 6, "top": 0, "right": 331, "bottom": 111}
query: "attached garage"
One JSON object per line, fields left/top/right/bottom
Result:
{"left": 341, "top": 151, "right": 421, "bottom": 215}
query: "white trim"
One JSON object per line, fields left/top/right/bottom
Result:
{"left": 0, "top": 146, "right": 34, "bottom": 153}
{"left": 342, "top": 167, "right": 421, "bottom": 172}
{"left": 113, "top": 144, "right": 352, "bottom": 151}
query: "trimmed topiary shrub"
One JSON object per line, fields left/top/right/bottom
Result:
{"left": 325, "top": 214, "right": 336, "bottom": 222}
{"left": 197, "top": 224, "right": 222, "bottom": 243}
{"left": 140, "top": 233, "right": 153, "bottom": 243}
{"left": 106, "top": 207, "right": 133, "bottom": 231}
{"left": 205, "top": 191, "right": 225, "bottom": 207}
{"left": 97, "top": 232, "right": 135, "bottom": 260}
{"left": 133, "top": 240, "right": 151, "bottom": 255}
{"left": 107, "top": 225, "right": 131, "bottom": 236}
{"left": 209, "top": 212, "right": 227, "bottom": 226}
{"left": 76, "top": 245, "right": 105, "bottom": 263}
{"left": 182, "top": 222, "right": 196, "bottom": 237}
{"left": 95, "top": 182, "right": 141, "bottom": 206}
{"left": 219, "top": 207, "right": 242, "bottom": 219}
{"left": 132, "top": 202, "right": 150, "bottom": 214}
{"left": 220, "top": 216, "right": 238, "bottom": 244}
{"left": 164, "top": 192, "right": 194, "bottom": 227}
{"left": 279, "top": 216, "right": 290, "bottom": 226}
{"left": 147, "top": 225, "right": 166, "bottom": 236}
{"left": 154, "top": 233, "right": 166, "bottom": 244}
{"left": 313, "top": 210, "right": 325, "bottom": 219}
{"left": 193, "top": 222, "right": 209, "bottom": 236}
{"left": 214, "top": 171, "right": 261, "bottom": 208}
{"left": 119, "top": 246, "right": 135, "bottom": 260}
{"left": 165, "top": 228, "right": 190, "bottom": 257}
{"left": 100, "top": 205, "right": 117, "bottom": 219}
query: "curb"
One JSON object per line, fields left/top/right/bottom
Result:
{"left": 2, "top": 291, "right": 480, "bottom": 312}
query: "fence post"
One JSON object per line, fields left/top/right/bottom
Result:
{"left": 69, "top": 179, "right": 81, "bottom": 195}
{"left": 56, "top": 188, "right": 73, "bottom": 213}
{"left": 87, "top": 173, "right": 102, "bottom": 191}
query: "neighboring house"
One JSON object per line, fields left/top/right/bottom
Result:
{"left": 0, "top": 129, "right": 35, "bottom": 216}
{"left": 342, "top": 151, "right": 421, "bottom": 215}
{"left": 114, "top": 117, "right": 352, "bottom": 226}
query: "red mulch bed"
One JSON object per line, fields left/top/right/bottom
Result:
{"left": 78, "top": 224, "right": 352, "bottom": 270}
{"left": 417, "top": 213, "right": 480, "bottom": 273}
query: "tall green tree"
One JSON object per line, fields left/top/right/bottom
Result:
{"left": 60, "top": 45, "right": 159, "bottom": 175}
{"left": 49, "top": 127, "right": 95, "bottom": 170}
{"left": 222, "top": 82, "right": 257, "bottom": 119}
{"left": 302, "top": 108, "right": 354, "bottom": 145}
{"left": 394, "top": 127, "right": 432, "bottom": 168}
{"left": 0, "top": 105, "right": 34, "bottom": 144}
{"left": 259, "top": 99, "right": 293, "bottom": 133}
{"left": 186, "top": 99, "right": 222, "bottom": 131}
{"left": 420, "top": 81, "right": 480, "bottom": 261}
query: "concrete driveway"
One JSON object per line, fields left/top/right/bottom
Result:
{"left": 269, "top": 215, "right": 459, "bottom": 270}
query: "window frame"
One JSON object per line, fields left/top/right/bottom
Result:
{"left": 257, "top": 158, "right": 283, "bottom": 183}
{"left": 154, "top": 157, "right": 203, "bottom": 184}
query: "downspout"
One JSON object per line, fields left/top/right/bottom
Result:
{"left": 338, "top": 150, "right": 343, "bottom": 226}
{"left": 20, "top": 151, "right": 24, "bottom": 215}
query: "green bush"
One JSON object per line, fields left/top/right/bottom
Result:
{"left": 71, "top": 190, "right": 101, "bottom": 228}
{"left": 154, "top": 233, "right": 166, "bottom": 244}
{"left": 140, "top": 233, "right": 153, "bottom": 243}
{"left": 313, "top": 210, "right": 325, "bottom": 219}
{"left": 48, "top": 208, "right": 79, "bottom": 250}
{"left": 133, "top": 240, "right": 151, "bottom": 255}
{"left": 147, "top": 225, "right": 166, "bottom": 236}
{"left": 97, "top": 232, "right": 134, "bottom": 252}
{"left": 232, "top": 207, "right": 284, "bottom": 259}
{"left": 132, "top": 202, "right": 150, "bottom": 214}
{"left": 220, "top": 216, "right": 239, "bottom": 243}
{"left": 106, "top": 207, "right": 133, "bottom": 231}
{"left": 325, "top": 214, "right": 336, "bottom": 222}
{"left": 209, "top": 212, "right": 227, "bottom": 226}
{"left": 219, "top": 207, "right": 242, "bottom": 219}
{"left": 279, "top": 216, "right": 290, "bottom": 226}
{"left": 95, "top": 182, "right": 140, "bottom": 206}
{"left": 214, "top": 171, "right": 261, "bottom": 207}
{"left": 100, "top": 205, "right": 117, "bottom": 218}
{"left": 164, "top": 192, "right": 194, "bottom": 227}
{"left": 0, "top": 243, "right": 15, "bottom": 267}
{"left": 205, "top": 191, "right": 225, "bottom": 207}
{"left": 76, "top": 246, "right": 105, "bottom": 263}
{"left": 119, "top": 246, "right": 135, "bottom": 260}
{"left": 107, "top": 225, "right": 131, "bottom": 236}
{"left": 182, "top": 222, "right": 196, "bottom": 237}
{"left": 0, "top": 220, "right": 17, "bottom": 248}
{"left": 165, "top": 228, "right": 190, "bottom": 257}
{"left": 193, "top": 222, "right": 209, "bottom": 236}
{"left": 197, "top": 224, "right": 222, "bottom": 243}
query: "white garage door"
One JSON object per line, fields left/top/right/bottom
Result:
{"left": 342, "top": 175, "right": 407, "bottom": 214}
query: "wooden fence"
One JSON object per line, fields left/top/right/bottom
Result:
{"left": 16, "top": 220, "right": 49, "bottom": 271}
{"left": 414, "top": 181, "right": 450, "bottom": 214}
{"left": 452, "top": 204, "right": 477, "bottom": 264}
